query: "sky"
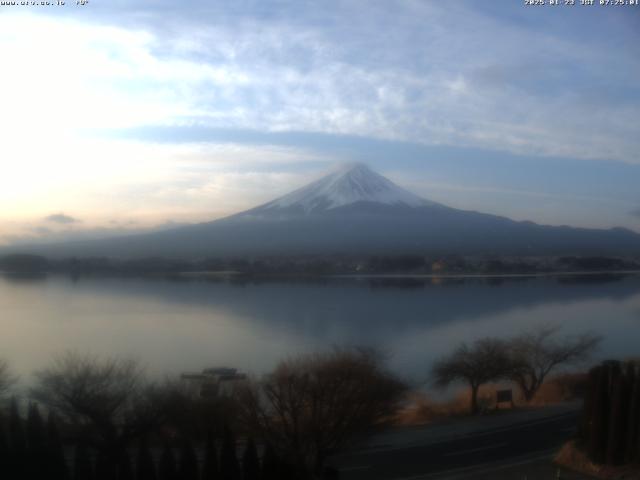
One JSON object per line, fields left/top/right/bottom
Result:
{"left": 1, "top": 0, "right": 639, "bottom": 245}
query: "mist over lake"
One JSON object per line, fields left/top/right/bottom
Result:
{"left": 2, "top": 273, "right": 639, "bottom": 384}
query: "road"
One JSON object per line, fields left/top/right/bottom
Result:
{"left": 330, "top": 410, "right": 580, "bottom": 479}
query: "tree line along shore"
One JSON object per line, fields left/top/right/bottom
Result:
{"left": 1, "top": 253, "right": 639, "bottom": 277}
{"left": 2, "top": 326, "right": 637, "bottom": 479}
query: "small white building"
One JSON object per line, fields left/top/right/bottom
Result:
{"left": 181, "top": 367, "right": 247, "bottom": 398}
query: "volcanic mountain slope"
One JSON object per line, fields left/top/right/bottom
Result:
{"left": 8, "top": 163, "right": 640, "bottom": 258}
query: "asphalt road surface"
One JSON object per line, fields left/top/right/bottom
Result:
{"left": 331, "top": 411, "right": 580, "bottom": 480}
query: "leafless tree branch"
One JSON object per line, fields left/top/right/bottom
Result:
{"left": 30, "top": 351, "right": 163, "bottom": 458}
{"left": 506, "top": 326, "right": 601, "bottom": 401}
{"left": 236, "top": 347, "right": 407, "bottom": 477}
{"left": 431, "top": 337, "right": 511, "bottom": 414}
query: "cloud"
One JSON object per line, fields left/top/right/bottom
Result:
{"left": 2, "top": 3, "right": 638, "bottom": 164}
{"left": 1, "top": 2, "right": 639, "bottom": 239}
{"left": 45, "top": 213, "right": 80, "bottom": 224}
{"left": 630, "top": 208, "right": 640, "bottom": 218}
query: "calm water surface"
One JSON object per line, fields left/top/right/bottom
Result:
{"left": 1, "top": 273, "right": 639, "bottom": 383}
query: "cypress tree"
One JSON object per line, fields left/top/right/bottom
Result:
{"left": 260, "top": 443, "right": 279, "bottom": 480}
{"left": 47, "top": 412, "right": 69, "bottom": 480}
{"left": 202, "top": 430, "right": 219, "bottom": 480}
{"left": 606, "top": 371, "right": 630, "bottom": 465}
{"left": 158, "top": 442, "right": 178, "bottom": 480}
{"left": 117, "top": 451, "right": 134, "bottom": 480}
{"left": 9, "top": 398, "right": 26, "bottom": 449}
{"left": 586, "top": 365, "right": 601, "bottom": 460}
{"left": 27, "top": 403, "right": 47, "bottom": 479}
{"left": 27, "top": 403, "right": 46, "bottom": 450}
{"left": 627, "top": 368, "right": 640, "bottom": 463}
{"left": 9, "top": 398, "right": 27, "bottom": 480}
{"left": 580, "top": 366, "right": 599, "bottom": 444}
{"left": 588, "top": 363, "right": 611, "bottom": 463}
{"left": 637, "top": 394, "right": 640, "bottom": 464}
{"left": 322, "top": 466, "right": 340, "bottom": 479}
{"left": 241, "top": 438, "right": 260, "bottom": 480}
{"left": 136, "top": 437, "right": 157, "bottom": 480}
{"left": 0, "top": 417, "right": 9, "bottom": 479}
{"left": 96, "top": 450, "right": 117, "bottom": 480}
{"left": 178, "top": 438, "right": 199, "bottom": 480}
{"left": 278, "top": 459, "right": 294, "bottom": 480}
{"left": 624, "top": 366, "right": 640, "bottom": 463}
{"left": 219, "top": 426, "right": 240, "bottom": 480}
{"left": 74, "top": 443, "right": 95, "bottom": 480}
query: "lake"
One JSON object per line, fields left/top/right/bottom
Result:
{"left": 1, "top": 273, "right": 639, "bottom": 385}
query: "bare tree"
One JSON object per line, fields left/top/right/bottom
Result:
{"left": 236, "top": 348, "right": 407, "bottom": 478}
{"left": 506, "top": 326, "right": 601, "bottom": 402}
{"left": 431, "top": 338, "right": 511, "bottom": 415}
{"left": 0, "top": 359, "right": 17, "bottom": 398}
{"left": 31, "top": 352, "right": 164, "bottom": 460}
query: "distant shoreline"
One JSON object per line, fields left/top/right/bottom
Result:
{"left": 2, "top": 252, "right": 640, "bottom": 279}
{"left": 330, "top": 270, "right": 640, "bottom": 279}
{"left": 84, "top": 269, "right": 640, "bottom": 281}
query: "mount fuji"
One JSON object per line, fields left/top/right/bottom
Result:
{"left": 249, "top": 163, "right": 438, "bottom": 214}
{"left": 8, "top": 163, "right": 640, "bottom": 258}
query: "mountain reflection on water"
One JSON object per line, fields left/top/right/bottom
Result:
{"left": 1, "top": 273, "right": 639, "bottom": 383}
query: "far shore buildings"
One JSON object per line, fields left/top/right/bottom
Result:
{"left": 181, "top": 367, "right": 247, "bottom": 398}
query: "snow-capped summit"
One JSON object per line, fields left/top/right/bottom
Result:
{"left": 253, "top": 163, "right": 439, "bottom": 214}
